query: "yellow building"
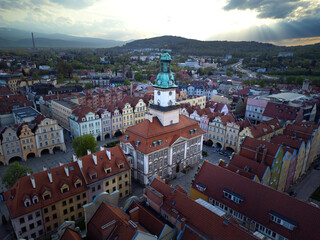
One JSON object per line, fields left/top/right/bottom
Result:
{"left": 177, "top": 95, "right": 206, "bottom": 109}
{"left": 121, "top": 102, "right": 134, "bottom": 133}
{"left": 7, "top": 78, "right": 20, "bottom": 93}
{"left": 133, "top": 99, "right": 147, "bottom": 125}
{"left": 18, "top": 79, "right": 40, "bottom": 88}
{"left": 18, "top": 123, "right": 38, "bottom": 161}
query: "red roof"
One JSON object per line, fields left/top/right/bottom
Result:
{"left": 263, "top": 102, "right": 300, "bottom": 121}
{"left": 0, "top": 85, "right": 13, "bottom": 96}
{"left": 240, "top": 137, "right": 280, "bottom": 167}
{"left": 192, "top": 161, "right": 320, "bottom": 240}
{"left": 147, "top": 177, "right": 258, "bottom": 240}
{"left": 5, "top": 162, "right": 86, "bottom": 219}
{"left": 79, "top": 145, "right": 130, "bottom": 185}
{"left": 120, "top": 115, "right": 204, "bottom": 154}
{"left": 61, "top": 228, "right": 82, "bottom": 240}
{"left": 271, "top": 134, "right": 304, "bottom": 150}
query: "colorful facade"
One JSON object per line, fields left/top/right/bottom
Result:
{"left": 18, "top": 123, "right": 38, "bottom": 161}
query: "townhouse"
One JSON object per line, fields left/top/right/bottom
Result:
{"left": 4, "top": 162, "right": 88, "bottom": 240}
{"left": 51, "top": 99, "right": 79, "bottom": 131}
{"left": 69, "top": 106, "right": 102, "bottom": 141}
{"left": 73, "top": 145, "right": 131, "bottom": 202}
{"left": 33, "top": 116, "right": 66, "bottom": 157}
{"left": 97, "top": 108, "right": 112, "bottom": 140}
{"left": 17, "top": 123, "right": 38, "bottom": 161}
{"left": 190, "top": 161, "right": 320, "bottom": 240}
{"left": 1, "top": 126, "right": 23, "bottom": 165}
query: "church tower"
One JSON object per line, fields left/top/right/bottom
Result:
{"left": 147, "top": 52, "right": 180, "bottom": 126}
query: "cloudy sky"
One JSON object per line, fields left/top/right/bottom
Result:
{"left": 0, "top": 0, "right": 319, "bottom": 45}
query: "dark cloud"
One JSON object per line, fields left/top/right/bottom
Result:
{"left": 224, "top": 0, "right": 308, "bottom": 19}
{"left": 49, "top": 0, "right": 100, "bottom": 9}
{"left": 208, "top": 16, "right": 320, "bottom": 42}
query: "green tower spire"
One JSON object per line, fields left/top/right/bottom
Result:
{"left": 153, "top": 52, "right": 177, "bottom": 89}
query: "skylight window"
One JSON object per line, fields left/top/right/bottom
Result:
{"left": 223, "top": 189, "right": 244, "bottom": 204}
{"left": 269, "top": 211, "right": 297, "bottom": 231}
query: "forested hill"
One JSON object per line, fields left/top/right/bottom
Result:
{"left": 113, "top": 35, "right": 320, "bottom": 58}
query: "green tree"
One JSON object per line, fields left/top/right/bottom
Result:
{"left": 72, "top": 134, "right": 98, "bottom": 157}
{"left": 226, "top": 70, "right": 233, "bottom": 77}
{"left": 295, "top": 76, "right": 304, "bottom": 85}
{"left": 57, "top": 73, "right": 64, "bottom": 84}
{"left": 84, "top": 83, "right": 92, "bottom": 89}
{"left": 2, "top": 162, "right": 32, "bottom": 188}
{"left": 134, "top": 71, "right": 143, "bottom": 82}
{"left": 124, "top": 79, "right": 131, "bottom": 86}
{"left": 32, "top": 72, "right": 38, "bottom": 79}
{"left": 73, "top": 75, "right": 81, "bottom": 84}
{"left": 237, "top": 72, "right": 243, "bottom": 78}
{"left": 235, "top": 98, "right": 245, "bottom": 116}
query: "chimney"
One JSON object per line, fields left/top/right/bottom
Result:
{"left": 59, "top": 162, "right": 64, "bottom": 166}
{"left": 87, "top": 149, "right": 92, "bottom": 155}
{"left": 48, "top": 170, "right": 53, "bottom": 183}
{"left": 43, "top": 166, "right": 47, "bottom": 171}
{"left": 254, "top": 146, "right": 260, "bottom": 161}
{"left": 100, "top": 146, "right": 105, "bottom": 151}
{"left": 30, "top": 175, "right": 36, "bottom": 189}
{"left": 261, "top": 147, "right": 268, "bottom": 164}
{"left": 73, "top": 154, "right": 78, "bottom": 162}
{"left": 78, "top": 158, "right": 83, "bottom": 169}
{"left": 129, "top": 207, "right": 139, "bottom": 222}
{"left": 92, "top": 154, "right": 97, "bottom": 165}
{"left": 106, "top": 150, "right": 111, "bottom": 160}
{"left": 64, "top": 165, "right": 69, "bottom": 177}
{"left": 27, "top": 171, "right": 31, "bottom": 176}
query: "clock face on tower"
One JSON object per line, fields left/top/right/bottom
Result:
{"left": 157, "top": 80, "right": 161, "bottom": 85}
{"left": 157, "top": 91, "right": 161, "bottom": 95}
{"left": 169, "top": 80, "right": 173, "bottom": 86}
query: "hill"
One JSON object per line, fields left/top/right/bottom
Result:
{"left": 115, "top": 35, "right": 320, "bottom": 57}
{"left": 0, "top": 27, "right": 125, "bottom": 48}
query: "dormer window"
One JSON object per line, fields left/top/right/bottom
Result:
{"left": 136, "top": 140, "right": 140, "bottom": 147}
{"left": 196, "top": 182, "right": 206, "bottom": 192}
{"left": 105, "top": 168, "right": 112, "bottom": 174}
{"left": 82, "top": 118, "right": 86, "bottom": 121}
{"left": 158, "top": 140, "right": 162, "bottom": 145}
{"left": 270, "top": 211, "right": 297, "bottom": 230}
{"left": 223, "top": 189, "right": 244, "bottom": 204}
{"left": 119, "top": 164, "right": 124, "bottom": 169}
{"left": 90, "top": 173, "right": 97, "bottom": 180}
{"left": 42, "top": 190, "right": 51, "bottom": 201}
{"left": 190, "top": 129, "right": 194, "bottom": 134}
{"left": 153, "top": 141, "right": 157, "bottom": 147}
{"left": 74, "top": 179, "right": 82, "bottom": 188}
{"left": 61, "top": 184, "right": 69, "bottom": 194}
{"left": 194, "top": 128, "right": 197, "bottom": 133}
{"left": 32, "top": 195, "right": 39, "bottom": 204}
{"left": 125, "top": 135, "right": 129, "bottom": 141}
{"left": 24, "top": 198, "right": 31, "bottom": 208}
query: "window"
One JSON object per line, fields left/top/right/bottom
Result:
{"left": 70, "top": 206, "right": 74, "bottom": 212}
{"left": 77, "top": 203, "right": 81, "bottom": 209}
{"left": 63, "top": 209, "right": 68, "bottom": 215}
{"left": 53, "top": 214, "right": 57, "bottom": 219}
{"left": 54, "top": 223, "right": 58, "bottom": 228}
{"left": 19, "top": 217, "right": 25, "bottom": 224}
{"left": 37, "top": 220, "right": 42, "bottom": 226}
{"left": 113, "top": 187, "right": 116, "bottom": 192}
{"left": 77, "top": 195, "right": 80, "bottom": 201}
{"left": 21, "top": 227, "right": 27, "bottom": 233}
{"left": 112, "top": 179, "right": 115, "bottom": 184}
{"left": 78, "top": 212, "right": 83, "bottom": 218}
{"left": 97, "top": 185, "right": 101, "bottom": 190}
{"left": 62, "top": 201, "right": 67, "bottom": 206}
{"left": 47, "top": 226, "right": 51, "bottom": 232}
{"left": 28, "top": 214, "right": 33, "bottom": 220}
{"left": 45, "top": 216, "right": 50, "bottom": 222}
{"left": 119, "top": 184, "right": 122, "bottom": 189}
{"left": 69, "top": 198, "right": 73, "bottom": 204}
{"left": 51, "top": 205, "right": 56, "bottom": 211}
{"left": 83, "top": 193, "right": 86, "bottom": 198}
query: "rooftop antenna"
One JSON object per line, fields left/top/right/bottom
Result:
{"left": 31, "top": 32, "right": 35, "bottom": 49}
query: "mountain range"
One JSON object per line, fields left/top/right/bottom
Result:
{"left": 0, "top": 28, "right": 125, "bottom": 48}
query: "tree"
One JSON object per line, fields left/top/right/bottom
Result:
{"left": 134, "top": 71, "right": 143, "bottom": 82}
{"left": 235, "top": 98, "right": 245, "bottom": 117}
{"left": 57, "top": 73, "right": 64, "bottom": 84}
{"left": 32, "top": 72, "right": 38, "bottom": 79}
{"left": 72, "top": 134, "right": 97, "bottom": 157}
{"left": 73, "top": 75, "right": 81, "bottom": 84}
{"left": 124, "top": 79, "right": 131, "bottom": 86}
{"left": 226, "top": 70, "right": 233, "bottom": 77}
{"left": 2, "top": 162, "right": 32, "bottom": 188}
{"left": 84, "top": 83, "right": 92, "bottom": 89}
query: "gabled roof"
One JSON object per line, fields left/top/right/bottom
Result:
{"left": 240, "top": 137, "right": 280, "bottom": 167}
{"left": 120, "top": 115, "right": 204, "bottom": 154}
{"left": 192, "top": 161, "right": 320, "bottom": 240}
{"left": 263, "top": 102, "right": 299, "bottom": 121}
{"left": 5, "top": 162, "right": 86, "bottom": 219}
{"left": 271, "top": 134, "right": 304, "bottom": 150}
{"left": 79, "top": 145, "right": 130, "bottom": 185}
{"left": 148, "top": 177, "right": 258, "bottom": 240}
{"left": 61, "top": 228, "right": 82, "bottom": 240}
{"left": 71, "top": 106, "right": 96, "bottom": 122}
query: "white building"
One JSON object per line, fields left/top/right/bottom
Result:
{"left": 120, "top": 52, "right": 204, "bottom": 185}
{"left": 69, "top": 106, "right": 102, "bottom": 141}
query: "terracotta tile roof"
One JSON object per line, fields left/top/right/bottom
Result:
{"left": 220, "top": 114, "right": 236, "bottom": 125}
{"left": 233, "top": 87, "right": 250, "bottom": 96}
{"left": 240, "top": 137, "right": 280, "bottom": 167}
{"left": 284, "top": 122, "right": 318, "bottom": 141}
{"left": 229, "top": 154, "right": 269, "bottom": 180}
{"left": 119, "top": 115, "right": 204, "bottom": 154}
{"left": 218, "top": 161, "right": 256, "bottom": 180}
{"left": 71, "top": 106, "right": 96, "bottom": 122}
{"left": 263, "top": 102, "right": 300, "bottom": 121}
{"left": 5, "top": 162, "right": 86, "bottom": 219}
{"left": 79, "top": 145, "right": 130, "bottom": 185}
{"left": 247, "top": 118, "right": 282, "bottom": 138}
{"left": 61, "top": 228, "right": 82, "bottom": 240}
{"left": 148, "top": 177, "right": 258, "bottom": 240}
{"left": 87, "top": 202, "right": 141, "bottom": 239}
{"left": 271, "top": 134, "right": 303, "bottom": 150}
{"left": 0, "top": 85, "right": 13, "bottom": 95}
{"left": 237, "top": 118, "right": 251, "bottom": 129}
{"left": 192, "top": 161, "right": 320, "bottom": 240}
